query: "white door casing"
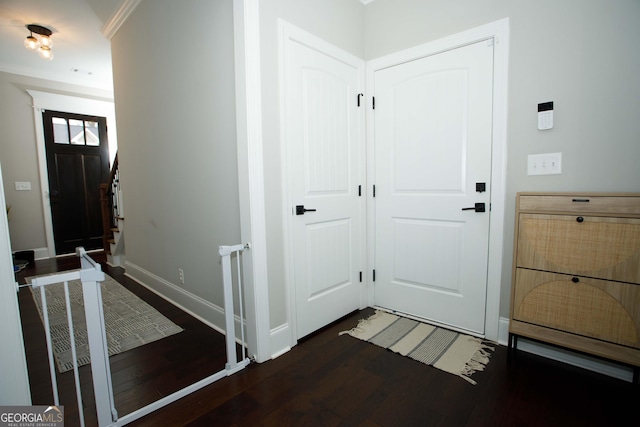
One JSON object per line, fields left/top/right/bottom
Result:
{"left": 373, "top": 40, "right": 493, "bottom": 334}
{"left": 366, "top": 19, "right": 509, "bottom": 342}
{"left": 280, "top": 22, "right": 366, "bottom": 341}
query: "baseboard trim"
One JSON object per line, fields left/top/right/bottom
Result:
{"left": 497, "top": 316, "right": 510, "bottom": 346}
{"left": 124, "top": 261, "right": 246, "bottom": 342}
{"left": 270, "top": 323, "right": 292, "bottom": 359}
{"left": 498, "top": 317, "right": 634, "bottom": 382}
{"left": 33, "top": 247, "right": 49, "bottom": 261}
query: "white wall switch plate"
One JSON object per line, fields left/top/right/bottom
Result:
{"left": 528, "top": 153, "right": 562, "bottom": 176}
{"left": 15, "top": 181, "right": 31, "bottom": 191}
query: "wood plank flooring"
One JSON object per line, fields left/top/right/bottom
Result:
{"left": 16, "top": 252, "right": 639, "bottom": 426}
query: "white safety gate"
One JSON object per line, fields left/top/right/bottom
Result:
{"left": 28, "top": 245, "right": 251, "bottom": 426}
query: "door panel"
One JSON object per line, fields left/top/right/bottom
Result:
{"left": 287, "top": 35, "right": 364, "bottom": 339}
{"left": 392, "top": 218, "right": 464, "bottom": 294}
{"left": 374, "top": 40, "right": 493, "bottom": 334}
{"left": 392, "top": 69, "right": 467, "bottom": 192}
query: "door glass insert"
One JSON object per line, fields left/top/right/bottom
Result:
{"left": 85, "top": 121, "right": 100, "bottom": 146}
{"left": 69, "top": 119, "right": 85, "bottom": 145}
{"left": 53, "top": 117, "right": 70, "bottom": 144}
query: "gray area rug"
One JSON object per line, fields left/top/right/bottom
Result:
{"left": 29, "top": 272, "right": 183, "bottom": 373}
{"left": 340, "top": 310, "right": 493, "bottom": 384}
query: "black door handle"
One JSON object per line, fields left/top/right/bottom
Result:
{"left": 296, "top": 205, "right": 317, "bottom": 215}
{"left": 461, "top": 203, "right": 486, "bottom": 213}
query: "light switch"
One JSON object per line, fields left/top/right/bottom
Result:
{"left": 528, "top": 153, "right": 562, "bottom": 176}
{"left": 15, "top": 181, "right": 32, "bottom": 191}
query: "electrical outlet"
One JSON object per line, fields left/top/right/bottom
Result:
{"left": 528, "top": 152, "right": 562, "bottom": 176}
{"left": 178, "top": 268, "right": 184, "bottom": 285}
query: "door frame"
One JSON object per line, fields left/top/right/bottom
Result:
{"left": 365, "top": 18, "right": 510, "bottom": 342}
{"left": 279, "top": 21, "right": 367, "bottom": 347}
{"left": 27, "top": 90, "right": 117, "bottom": 258}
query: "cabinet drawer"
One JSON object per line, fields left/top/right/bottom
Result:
{"left": 518, "top": 194, "right": 640, "bottom": 215}
{"left": 513, "top": 268, "right": 640, "bottom": 349}
{"left": 516, "top": 213, "right": 640, "bottom": 283}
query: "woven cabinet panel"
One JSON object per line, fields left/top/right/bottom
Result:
{"left": 516, "top": 214, "right": 640, "bottom": 283}
{"left": 513, "top": 269, "right": 640, "bottom": 349}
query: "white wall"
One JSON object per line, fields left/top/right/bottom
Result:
{"left": 364, "top": 0, "right": 640, "bottom": 317}
{"left": 111, "top": 0, "right": 241, "bottom": 328}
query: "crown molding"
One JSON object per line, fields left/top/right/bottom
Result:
{"left": 101, "top": 0, "right": 143, "bottom": 40}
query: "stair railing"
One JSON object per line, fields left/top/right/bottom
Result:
{"left": 100, "top": 154, "right": 120, "bottom": 253}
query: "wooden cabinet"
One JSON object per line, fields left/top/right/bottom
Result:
{"left": 509, "top": 193, "right": 640, "bottom": 378}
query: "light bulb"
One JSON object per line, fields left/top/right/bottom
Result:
{"left": 38, "top": 46, "right": 54, "bottom": 60}
{"left": 39, "top": 35, "right": 53, "bottom": 48}
{"left": 24, "top": 35, "right": 39, "bottom": 51}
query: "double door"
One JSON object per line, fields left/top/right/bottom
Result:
{"left": 286, "top": 28, "right": 496, "bottom": 338}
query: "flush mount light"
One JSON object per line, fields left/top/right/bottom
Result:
{"left": 24, "top": 24, "right": 54, "bottom": 60}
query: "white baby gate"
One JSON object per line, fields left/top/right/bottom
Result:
{"left": 29, "top": 245, "right": 251, "bottom": 426}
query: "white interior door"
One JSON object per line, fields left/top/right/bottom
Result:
{"left": 284, "top": 28, "right": 365, "bottom": 339}
{"left": 373, "top": 40, "right": 494, "bottom": 334}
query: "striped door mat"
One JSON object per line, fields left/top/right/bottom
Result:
{"left": 340, "top": 310, "right": 493, "bottom": 384}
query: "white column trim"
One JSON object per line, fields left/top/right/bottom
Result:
{"left": 101, "top": 0, "right": 143, "bottom": 40}
{"left": 0, "top": 164, "right": 31, "bottom": 404}
{"left": 233, "top": 0, "right": 271, "bottom": 363}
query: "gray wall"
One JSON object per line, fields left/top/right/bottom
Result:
{"left": 111, "top": 0, "right": 240, "bottom": 319}
{"left": 365, "top": 0, "right": 640, "bottom": 317}
{"left": 0, "top": 71, "right": 113, "bottom": 253}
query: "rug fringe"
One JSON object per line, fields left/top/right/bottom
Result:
{"left": 338, "top": 310, "right": 387, "bottom": 336}
{"left": 459, "top": 343, "right": 495, "bottom": 385}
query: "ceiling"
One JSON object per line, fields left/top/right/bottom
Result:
{"left": 0, "top": 0, "right": 373, "bottom": 92}
{"left": 0, "top": 0, "right": 118, "bottom": 91}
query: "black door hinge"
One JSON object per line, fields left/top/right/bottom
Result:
{"left": 373, "top": 269, "right": 376, "bottom": 282}
{"left": 358, "top": 185, "right": 361, "bottom": 197}
{"left": 373, "top": 185, "right": 376, "bottom": 197}
{"left": 357, "top": 93, "right": 363, "bottom": 107}
{"left": 359, "top": 271, "right": 362, "bottom": 282}
{"left": 372, "top": 96, "right": 376, "bottom": 109}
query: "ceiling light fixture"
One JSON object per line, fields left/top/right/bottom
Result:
{"left": 24, "top": 24, "right": 54, "bottom": 61}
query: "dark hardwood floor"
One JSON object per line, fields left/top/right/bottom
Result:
{"left": 16, "top": 252, "right": 639, "bottom": 426}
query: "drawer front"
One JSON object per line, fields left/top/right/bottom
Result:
{"left": 513, "top": 268, "right": 640, "bottom": 349}
{"left": 516, "top": 213, "right": 640, "bottom": 283}
{"left": 518, "top": 195, "right": 640, "bottom": 215}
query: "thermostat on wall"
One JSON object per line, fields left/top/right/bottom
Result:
{"left": 538, "top": 101, "right": 554, "bottom": 130}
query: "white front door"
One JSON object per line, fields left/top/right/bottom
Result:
{"left": 283, "top": 26, "right": 365, "bottom": 339}
{"left": 373, "top": 40, "right": 494, "bottom": 334}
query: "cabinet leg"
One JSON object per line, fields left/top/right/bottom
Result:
{"left": 508, "top": 333, "right": 518, "bottom": 351}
